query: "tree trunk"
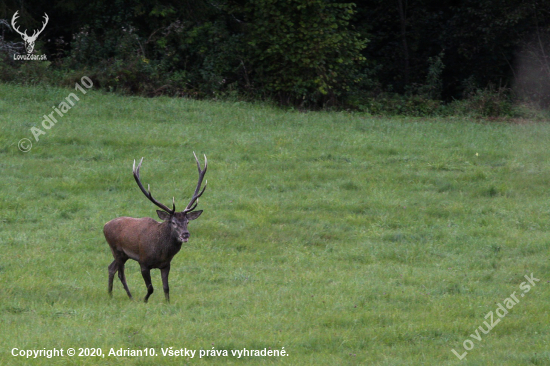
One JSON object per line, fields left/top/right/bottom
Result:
{"left": 397, "top": 0, "right": 410, "bottom": 87}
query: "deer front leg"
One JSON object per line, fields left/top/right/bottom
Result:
{"left": 140, "top": 265, "right": 154, "bottom": 303}
{"left": 161, "top": 265, "right": 171, "bottom": 303}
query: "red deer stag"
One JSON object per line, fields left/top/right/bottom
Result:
{"left": 104, "top": 153, "right": 207, "bottom": 302}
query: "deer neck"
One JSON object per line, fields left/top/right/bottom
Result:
{"left": 159, "top": 220, "right": 182, "bottom": 246}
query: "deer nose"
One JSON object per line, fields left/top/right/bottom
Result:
{"left": 181, "top": 233, "right": 190, "bottom": 242}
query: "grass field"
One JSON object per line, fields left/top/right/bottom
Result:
{"left": 1, "top": 83, "right": 549, "bottom": 365}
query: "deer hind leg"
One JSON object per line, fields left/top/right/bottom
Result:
{"left": 108, "top": 246, "right": 133, "bottom": 299}
{"left": 108, "top": 260, "right": 117, "bottom": 297}
{"left": 117, "top": 259, "right": 133, "bottom": 299}
{"left": 140, "top": 264, "right": 154, "bottom": 303}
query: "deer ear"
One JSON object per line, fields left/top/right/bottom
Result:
{"left": 186, "top": 210, "right": 203, "bottom": 221}
{"left": 157, "top": 210, "right": 171, "bottom": 221}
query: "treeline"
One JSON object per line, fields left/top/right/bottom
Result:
{"left": 1, "top": 0, "right": 549, "bottom": 113}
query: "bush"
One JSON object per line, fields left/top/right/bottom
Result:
{"left": 233, "top": 0, "right": 367, "bottom": 106}
{"left": 446, "top": 86, "right": 514, "bottom": 117}
{"left": 63, "top": 19, "right": 246, "bottom": 98}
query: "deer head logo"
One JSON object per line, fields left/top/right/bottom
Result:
{"left": 11, "top": 11, "right": 49, "bottom": 54}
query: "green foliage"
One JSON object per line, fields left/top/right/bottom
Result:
{"left": 65, "top": 25, "right": 155, "bottom": 94}
{"left": 67, "top": 25, "right": 143, "bottom": 68}
{"left": 355, "top": 85, "right": 529, "bottom": 118}
{"left": 153, "top": 20, "right": 245, "bottom": 97}
{"left": 447, "top": 86, "right": 514, "bottom": 118}
{"left": 235, "top": 0, "right": 367, "bottom": 106}
{"left": 63, "top": 19, "right": 244, "bottom": 97}
{"left": 44, "top": 0, "right": 368, "bottom": 104}
{"left": 2, "top": 0, "right": 550, "bottom": 111}
{"left": 417, "top": 51, "right": 445, "bottom": 100}
{"left": 0, "top": 60, "right": 52, "bottom": 85}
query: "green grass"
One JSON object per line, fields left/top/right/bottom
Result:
{"left": 1, "top": 83, "right": 550, "bottom": 365}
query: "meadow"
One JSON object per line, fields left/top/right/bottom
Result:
{"left": 0, "top": 83, "right": 549, "bottom": 365}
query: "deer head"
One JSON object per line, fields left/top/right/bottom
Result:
{"left": 11, "top": 11, "right": 49, "bottom": 54}
{"left": 132, "top": 152, "right": 208, "bottom": 243}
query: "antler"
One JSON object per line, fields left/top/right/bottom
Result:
{"left": 31, "top": 13, "right": 49, "bottom": 39}
{"left": 182, "top": 152, "right": 208, "bottom": 213}
{"left": 11, "top": 11, "right": 48, "bottom": 40}
{"left": 133, "top": 158, "right": 176, "bottom": 214}
{"left": 11, "top": 11, "right": 26, "bottom": 38}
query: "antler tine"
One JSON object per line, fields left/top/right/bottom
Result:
{"left": 29, "top": 13, "right": 48, "bottom": 38}
{"left": 37, "top": 13, "right": 48, "bottom": 35}
{"left": 11, "top": 11, "right": 27, "bottom": 37}
{"left": 132, "top": 157, "right": 175, "bottom": 214}
{"left": 187, "top": 199, "right": 199, "bottom": 213}
{"left": 183, "top": 152, "right": 208, "bottom": 213}
{"left": 184, "top": 181, "right": 208, "bottom": 214}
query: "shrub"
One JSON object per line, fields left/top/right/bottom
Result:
{"left": 447, "top": 86, "right": 513, "bottom": 117}
{"left": 64, "top": 19, "right": 245, "bottom": 98}
{"left": 233, "top": 0, "right": 367, "bottom": 106}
